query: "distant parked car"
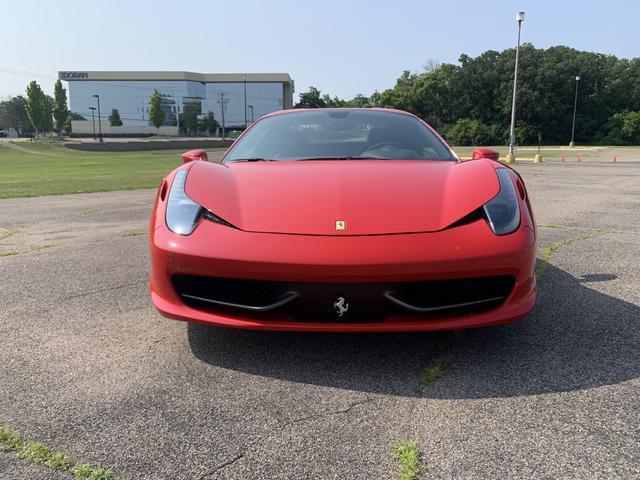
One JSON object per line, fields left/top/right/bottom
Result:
{"left": 0, "top": 130, "right": 8, "bottom": 138}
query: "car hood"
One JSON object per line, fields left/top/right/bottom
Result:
{"left": 185, "top": 159, "right": 500, "bottom": 236}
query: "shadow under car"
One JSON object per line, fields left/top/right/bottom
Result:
{"left": 187, "top": 263, "right": 639, "bottom": 399}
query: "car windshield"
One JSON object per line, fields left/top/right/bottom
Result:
{"left": 223, "top": 109, "right": 456, "bottom": 162}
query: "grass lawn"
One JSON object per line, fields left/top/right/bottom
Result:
{"left": 0, "top": 141, "right": 634, "bottom": 199}
{"left": 453, "top": 146, "right": 640, "bottom": 161}
{"left": 0, "top": 142, "right": 225, "bottom": 199}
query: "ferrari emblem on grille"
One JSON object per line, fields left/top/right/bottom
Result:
{"left": 335, "top": 220, "right": 346, "bottom": 230}
{"left": 334, "top": 296, "right": 349, "bottom": 317}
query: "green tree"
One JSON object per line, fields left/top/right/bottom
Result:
{"left": 620, "top": 111, "right": 640, "bottom": 141}
{"left": 295, "top": 86, "right": 327, "bottom": 108}
{"left": 25, "top": 81, "right": 51, "bottom": 136}
{"left": 108, "top": 108, "right": 123, "bottom": 126}
{"left": 148, "top": 89, "right": 165, "bottom": 134}
{"left": 362, "top": 45, "right": 640, "bottom": 144}
{"left": 369, "top": 91, "right": 383, "bottom": 107}
{"left": 602, "top": 111, "right": 640, "bottom": 144}
{"left": 287, "top": 45, "right": 640, "bottom": 144}
{"left": 295, "top": 87, "right": 375, "bottom": 109}
{"left": 444, "top": 119, "right": 491, "bottom": 146}
{"left": 63, "top": 117, "right": 72, "bottom": 136}
{"left": 43, "top": 95, "right": 54, "bottom": 133}
{"left": 180, "top": 101, "right": 201, "bottom": 136}
{"left": 322, "top": 94, "right": 346, "bottom": 107}
{"left": 52, "top": 80, "right": 69, "bottom": 135}
{"left": 345, "top": 94, "right": 371, "bottom": 107}
{"left": 201, "top": 111, "right": 219, "bottom": 136}
{"left": 0, "top": 96, "right": 34, "bottom": 136}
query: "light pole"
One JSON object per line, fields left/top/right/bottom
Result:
{"left": 507, "top": 11, "right": 525, "bottom": 164}
{"left": 243, "top": 75, "right": 247, "bottom": 129}
{"left": 248, "top": 105, "right": 254, "bottom": 124}
{"left": 570, "top": 75, "right": 580, "bottom": 147}
{"left": 89, "top": 107, "right": 97, "bottom": 140}
{"left": 92, "top": 94, "right": 103, "bottom": 143}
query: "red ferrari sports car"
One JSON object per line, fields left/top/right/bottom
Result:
{"left": 150, "top": 108, "right": 536, "bottom": 332}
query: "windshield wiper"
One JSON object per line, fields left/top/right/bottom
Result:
{"left": 230, "top": 157, "right": 275, "bottom": 162}
{"left": 296, "top": 156, "right": 385, "bottom": 161}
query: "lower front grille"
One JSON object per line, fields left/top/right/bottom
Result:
{"left": 172, "top": 274, "right": 516, "bottom": 323}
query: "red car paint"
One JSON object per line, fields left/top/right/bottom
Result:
{"left": 150, "top": 109, "right": 536, "bottom": 332}
{"left": 185, "top": 158, "right": 500, "bottom": 236}
{"left": 181, "top": 149, "right": 208, "bottom": 163}
{"left": 471, "top": 147, "right": 500, "bottom": 161}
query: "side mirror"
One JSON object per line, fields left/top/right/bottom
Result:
{"left": 181, "top": 149, "right": 208, "bottom": 163}
{"left": 471, "top": 148, "right": 499, "bottom": 161}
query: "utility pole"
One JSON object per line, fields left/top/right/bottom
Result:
{"left": 248, "top": 105, "right": 254, "bottom": 124}
{"left": 89, "top": 107, "right": 97, "bottom": 140}
{"left": 570, "top": 75, "right": 580, "bottom": 147}
{"left": 217, "top": 91, "right": 229, "bottom": 140}
{"left": 507, "top": 11, "right": 525, "bottom": 163}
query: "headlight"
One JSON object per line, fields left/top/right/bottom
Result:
{"left": 166, "top": 170, "right": 202, "bottom": 235}
{"left": 166, "top": 170, "right": 236, "bottom": 235}
{"left": 483, "top": 168, "right": 520, "bottom": 235}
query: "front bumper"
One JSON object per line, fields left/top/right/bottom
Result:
{"left": 150, "top": 212, "right": 536, "bottom": 332}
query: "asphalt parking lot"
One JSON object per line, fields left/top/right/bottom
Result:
{"left": 1, "top": 158, "right": 639, "bottom": 479}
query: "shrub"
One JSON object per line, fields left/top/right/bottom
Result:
{"left": 444, "top": 118, "right": 491, "bottom": 146}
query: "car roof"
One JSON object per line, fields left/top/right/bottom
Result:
{"left": 260, "top": 107, "right": 420, "bottom": 120}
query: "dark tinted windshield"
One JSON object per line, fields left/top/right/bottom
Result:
{"left": 224, "top": 109, "right": 456, "bottom": 162}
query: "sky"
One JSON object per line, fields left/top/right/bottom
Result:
{"left": 0, "top": 0, "right": 638, "bottom": 100}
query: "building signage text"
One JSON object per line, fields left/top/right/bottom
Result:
{"left": 60, "top": 71, "right": 89, "bottom": 80}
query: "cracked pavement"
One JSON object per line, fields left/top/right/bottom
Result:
{"left": 0, "top": 158, "right": 639, "bottom": 479}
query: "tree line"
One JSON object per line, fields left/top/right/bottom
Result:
{"left": 295, "top": 44, "right": 640, "bottom": 145}
{"left": 0, "top": 79, "right": 137, "bottom": 137}
{"left": 0, "top": 84, "right": 220, "bottom": 137}
{"left": 0, "top": 80, "right": 70, "bottom": 137}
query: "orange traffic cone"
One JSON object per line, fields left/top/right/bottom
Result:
{"left": 613, "top": 156, "right": 618, "bottom": 162}
{"left": 577, "top": 156, "right": 582, "bottom": 162}
{"left": 561, "top": 155, "right": 565, "bottom": 161}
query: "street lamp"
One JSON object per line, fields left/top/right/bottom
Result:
{"left": 507, "top": 11, "right": 525, "bottom": 163}
{"left": 248, "top": 105, "right": 254, "bottom": 124}
{"left": 88, "top": 107, "right": 97, "bottom": 140}
{"left": 92, "top": 94, "right": 103, "bottom": 143}
{"left": 570, "top": 75, "right": 580, "bottom": 147}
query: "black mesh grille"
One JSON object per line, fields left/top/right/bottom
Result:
{"left": 172, "top": 274, "right": 515, "bottom": 323}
